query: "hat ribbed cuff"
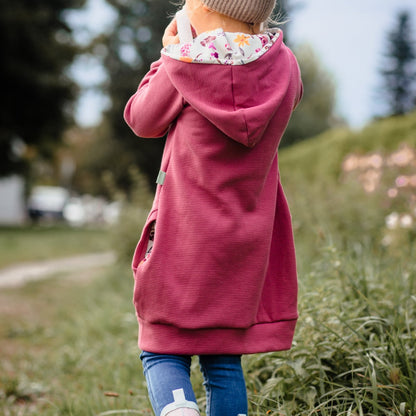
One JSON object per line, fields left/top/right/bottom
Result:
{"left": 203, "top": 0, "right": 275, "bottom": 24}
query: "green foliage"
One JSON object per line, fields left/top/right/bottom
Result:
{"left": 380, "top": 10, "right": 416, "bottom": 117}
{"left": 278, "top": 112, "right": 416, "bottom": 276}
{"left": 282, "top": 43, "right": 338, "bottom": 147}
{"left": 245, "top": 243, "right": 416, "bottom": 415}
{"left": 280, "top": 111, "right": 416, "bottom": 186}
{"left": 0, "top": 0, "right": 86, "bottom": 177}
{"left": 92, "top": 0, "right": 178, "bottom": 190}
{"left": 106, "top": 166, "right": 154, "bottom": 264}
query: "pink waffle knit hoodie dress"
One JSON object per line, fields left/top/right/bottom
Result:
{"left": 124, "top": 29, "right": 303, "bottom": 355}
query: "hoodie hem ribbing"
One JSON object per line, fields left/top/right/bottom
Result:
{"left": 137, "top": 318, "right": 297, "bottom": 355}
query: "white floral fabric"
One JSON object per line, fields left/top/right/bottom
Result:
{"left": 163, "top": 29, "right": 280, "bottom": 66}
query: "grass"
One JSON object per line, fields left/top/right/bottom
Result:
{"left": 0, "top": 225, "right": 112, "bottom": 268}
{"left": 239, "top": 111, "right": 416, "bottom": 415}
{"left": 0, "top": 266, "right": 151, "bottom": 416}
{"left": 1, "top": 239, "right": 413, "bottom": 415}
{"left": 244, "top": 242, "right": 416, "bottom": 415}
{"left": 1, "top": 111, "right": 416, "bottom": 415}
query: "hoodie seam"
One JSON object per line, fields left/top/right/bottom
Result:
{"left": 231, "top": 66, "right": 251, "bottom": 147}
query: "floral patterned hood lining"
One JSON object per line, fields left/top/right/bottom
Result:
{"left": 162, "top": 29, "right": 280, "bottom": 66}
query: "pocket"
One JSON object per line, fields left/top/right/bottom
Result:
{"left": 131, "top": 209, "right": 158, "bottom": 273}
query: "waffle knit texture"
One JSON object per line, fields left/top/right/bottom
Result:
{"left": 202, "top": 0, "right": 276, "bottom": 23}
{"left": 124, "top": 31, "right": 303, "bottom": 355}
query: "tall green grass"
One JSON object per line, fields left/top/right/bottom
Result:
{"left": 1, "top": 112, "right": 416, "bottom": 415}
{"left": 241, "top": 111, "right": 416, "bottom": 415}
{"left": 244, "top": 242, "right": 416, "bottom": 415}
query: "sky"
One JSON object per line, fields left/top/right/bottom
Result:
{"left": 70, "top": 0, "right": 416, "bottom": 129}
{"left": 289, "top": 0, "right": 416, "bottom": 128}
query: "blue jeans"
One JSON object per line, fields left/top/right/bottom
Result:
{"left": 140, "top": 351, "right": 248, "bottom": 416}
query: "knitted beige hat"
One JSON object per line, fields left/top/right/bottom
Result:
{"left": 202, "top": 0, "right": 276, "bottom": 24}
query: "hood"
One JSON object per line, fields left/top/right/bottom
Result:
{"left": 161, "top": 29, "right": 301, "bottom": 147}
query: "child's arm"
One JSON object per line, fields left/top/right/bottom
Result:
{"left": 124, "top": 59, "right": 184, "bottom": 138}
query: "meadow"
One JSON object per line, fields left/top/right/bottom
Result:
{"left": 0, "top": 225, "right": 112, "bottom": 268}
{"left": 0, "top": 112, "right": 415, "bottom": 415}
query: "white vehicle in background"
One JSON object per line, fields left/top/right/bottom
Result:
{"left": 27, "top": 186, "right": 70, "bottom": 222}
{"left": 63, "top": 196, "right": 120, "bottom": 226}
{"left": 27, "top": 186, "right": 120, "bottom": 226}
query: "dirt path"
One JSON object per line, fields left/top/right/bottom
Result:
{"left": 0, "top": 251, "right": 116, "bottom": 288}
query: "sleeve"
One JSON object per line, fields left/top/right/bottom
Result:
{"left": 124, "top": 58, "right": 185, "bottom": 138}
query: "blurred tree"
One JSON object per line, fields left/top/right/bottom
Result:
{"left": 380, "top": 10, "right": 416, "bottom": 116}
{"left": 0, "top": 0, "right": 87, "bottom": 177}
{"left": 281, "top": 44, "right": 337, "bottom": 147}
{"left": 89, "top": 0, "right": 177, "bottom": 192}
{"left": 273, "top": 1, "right": 339, "bottom": 145}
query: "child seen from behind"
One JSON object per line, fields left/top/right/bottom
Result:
{"left": 124, "top": 0, "right": 303, "bottom": 414}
